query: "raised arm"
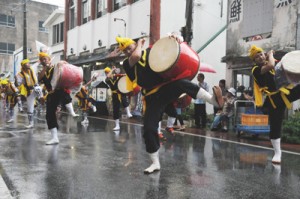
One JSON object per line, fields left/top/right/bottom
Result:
{"left": 260, "top": 50, "right": 275, "bottom": 74}
{"left": 128, "top": 38, "right": 145, "bottom": 67}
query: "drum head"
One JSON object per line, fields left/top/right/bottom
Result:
{"left": 179, "top": 93, "right": 187, "bottom": 99}
{"left": 282, "top": 50, "right": 300, "bottom": 74}
{"left": 149, "top": 37, "right": 180, "bottom": 73}
{"left": 117, "top": 76, "right": 130, "bottom": 94}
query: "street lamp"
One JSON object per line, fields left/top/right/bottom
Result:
{"left": 114, "top": 18, "right": 126, "bottom": 37}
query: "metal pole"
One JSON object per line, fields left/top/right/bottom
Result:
{"left": 23, "top": 0, "right": 27, "bottom": 59}
{"left": 196, "top": 24, "right": 228, "bottom": 54}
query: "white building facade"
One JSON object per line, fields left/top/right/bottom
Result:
{"left": 43, "top": 9, "right": 65, "bottom": 65}
{"left": 223, "top": 0, "right": 300, "bottom": 111}
{"left": 64, "top": 0, "right": 227, "bottom": 114}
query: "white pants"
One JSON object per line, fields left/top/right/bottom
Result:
{"left": 26, "top": 91, "right": 43, "bottom": 113}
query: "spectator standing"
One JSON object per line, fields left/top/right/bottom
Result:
{"left": 194, "top": 73, "right": 208, "bottom": 128}
{"left": 173, "top": 95, "right": 188, "bottom": 131}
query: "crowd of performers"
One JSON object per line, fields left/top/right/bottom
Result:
{"left": 1, "top": 34, "right": 294, "bottom": 174}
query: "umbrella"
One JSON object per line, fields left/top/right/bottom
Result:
{"left": 199, "top": 62, "right": 216, "bottom": 73}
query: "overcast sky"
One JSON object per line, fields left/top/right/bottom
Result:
{"left": 33, "top": 0, "right": 65, "bottom": 8}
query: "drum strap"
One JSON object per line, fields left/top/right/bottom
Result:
{"left": 109, "top": 78, "right": 118, "bottom": 86}
{"left": 44, "top": 67, "right": 54, "bottom": 91}
{"left": 45, "top": 67, "right": 54, "bottom": 80}
{"left": 138, "top": 50, "right": 147, "bottom": 66}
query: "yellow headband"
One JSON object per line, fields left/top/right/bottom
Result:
{"left": 0, "top": 79, "right": 8, "bottom": 85}
{"left": 249, "top": 45, "right": 263, "bottom": 60}
{"left": 104, "top": 67, "right": 111, "bottom": 73}
{"left": 116, "top": 37, "right": 135, "bottom": 51}
{"left": 21, "top": 59, "right": 30, "bottom": 66}
{"left": 39, "top": 52, "right": 50, "bottom": 59}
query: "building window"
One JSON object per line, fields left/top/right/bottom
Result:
{"left": 241, "top": 0, "right": 273, "bottom": 40}
{"left": 96, "top": 0, "right": 107, "bottom": 18}
{"left": 113, "top": 0, "right": 126, "bottom": 11}
{"left": 0, "top": 42, "right": 15, "bottom": 55}
{"left": 0, "top": 13, "right": 15, "bottom": 27}
{"left": 69, "top": 0, "right": 77, "bottom": 29}
{"left": 82, "top": 0, "right": 90, "bottom": 24}
{"left": 52, "top": 22, "right": 64, "bottom": 45}
{"left": 39, "top": 21, "right": 48, "bottom": 32}
{"left": 132, "top": 0, "right": 140, "bottom": 3}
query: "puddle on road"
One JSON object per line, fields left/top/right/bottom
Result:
{"left": 0, "top": 124, "right": 30, "bottom": 136}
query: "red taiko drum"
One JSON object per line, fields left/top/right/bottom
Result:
{"left": 51, "top": 61, "right": 83, "bottom": 91}
{"left": 117, "top": 76, "right": 141, "bottom": 95}
{"left": 174, "top": 93, "right": 192, "bottom": 108}
{"left": 149, "top": 37, "right": 200, "bottom": 80}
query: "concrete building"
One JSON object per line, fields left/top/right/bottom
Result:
{"left": 0, "top": 0, "right": 57, "bottom": 73}
{"left": 223, "top": 0, "right": 300, "bottom": 90}
{"left": 64, "top": 0, "right": 227, "bottom": 114}
{"left": 43, "top": 8, "right": 65, "bottom": 65}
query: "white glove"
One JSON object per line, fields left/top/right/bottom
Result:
{"left": 34, "top": 85, "right": 43, "bottom": 98}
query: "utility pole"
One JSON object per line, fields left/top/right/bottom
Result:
{"left": 11, "top": 0, "right": 30, "bottom": 59}
{"left": 23, "top": 0, "right": 27, "bottom": 59}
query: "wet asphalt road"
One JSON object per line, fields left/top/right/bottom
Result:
{"left": 0, "top": 109, "right": 300, "bottom": 199}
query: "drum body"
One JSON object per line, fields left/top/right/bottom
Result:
{"left": 117, "top": 76, "right": 141, "bottom": 95}
{"left": 149, "top": 37, "right": 200, "bottom": 80}
{"left": 51, "top": 61, "right": 83, "bottom": 91}
{"left": 281, "top": 50, "right": 300, "bottom": 83}
{"left": 175, "top": 93, "right": 192, "bottom": 109}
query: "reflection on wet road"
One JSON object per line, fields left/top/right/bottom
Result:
{"left": 0, "top": 111, "right": 299, "bottom": 198}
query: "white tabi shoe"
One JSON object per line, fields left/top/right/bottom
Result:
{"left": 46, "top": 138, "right": 59, "bottom": 145}
{"left": 65, "top": 103, "right": 79, "bottom": 117}
{"left": 7, "top": 118, "right": 14, "bottom": 123}
{"left": 81, "top": 118, "right": 89, "bottom": 125}
{"left": 144, "top": 151, "right": 161, "bottom": 174}
{"left": 113, "top": 126, "right": 120, "bottom": 131}
{"left": 25, "top": 122, "right": 34, "bottom": 129}
{"left": 113, "top": 119, "right": 120, "bottom": 131}
{"left": 126, "top": 107, "right": 133, "bottom": 118}
{"left": 92, "top": 105, "right": 97, "bottom": 113}
{"left": 46, "top": 128, "right": 59, "bottom": 145}
{"left": 271, "top": 138, "right": 282, "bottom": 164}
